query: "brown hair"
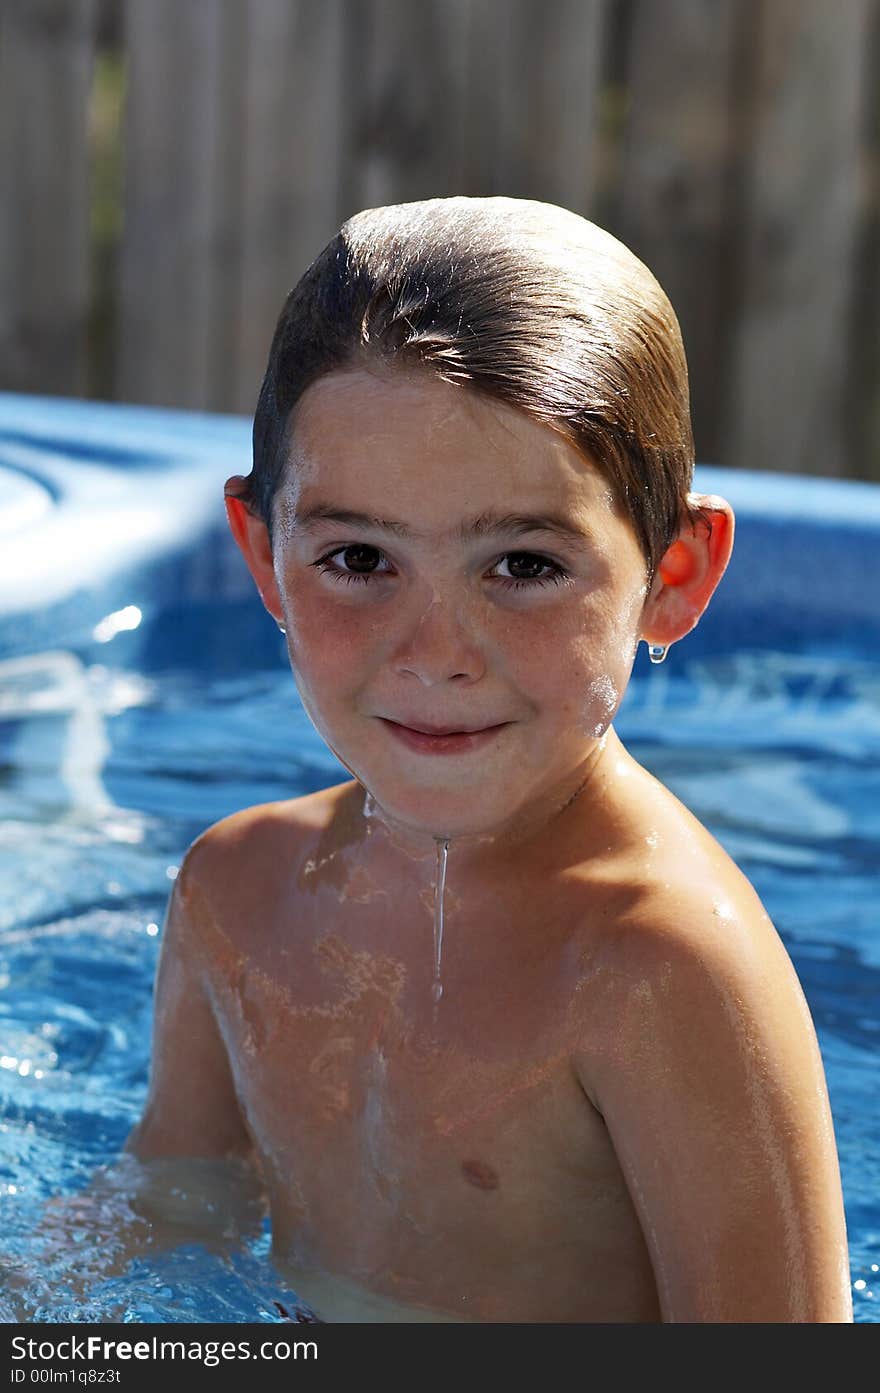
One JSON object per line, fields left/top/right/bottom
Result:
{"left": 243, "top": 196, "right": 700, "bottom": 585}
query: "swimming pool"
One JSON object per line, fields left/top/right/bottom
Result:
{"left": 1, "top": 392, "right": 878, "bottom": 1322}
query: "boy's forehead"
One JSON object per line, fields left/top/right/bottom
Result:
{"left": 282, "top": 368, "right": 619, "bottom": 521}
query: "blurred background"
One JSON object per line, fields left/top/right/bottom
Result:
{"left": 1, "top": 0, "right": 878, "bottom": 479}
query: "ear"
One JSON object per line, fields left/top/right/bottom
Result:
{"left": 640, "top": 493, "right": 735, "bottom": 648}
{"left": 224, "top": 476, "right": 285, "bottom": 625}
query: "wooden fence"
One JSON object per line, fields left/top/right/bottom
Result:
{"left": 1, "top": 0, "right": 878, "bottom": 479}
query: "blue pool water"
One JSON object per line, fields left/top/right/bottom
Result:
{"left": 0, "top": 394, "right": 878, "bottom": 1322}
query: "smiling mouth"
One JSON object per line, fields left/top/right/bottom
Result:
{"left": 378, "top": 719, "right": 510, "bottom": 752}
{"left": 382, "top": 719, "right": 507, "bottom": 736}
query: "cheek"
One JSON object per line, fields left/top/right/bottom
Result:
{"left": 539, "top": 596, "right": 638, "bottom": 734}
{"left": 284, "top": 590, "right": 377, "bottom": 688}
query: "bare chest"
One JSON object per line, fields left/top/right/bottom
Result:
{"left": 207, "top": 914, "right": 659, "bottom": 1321}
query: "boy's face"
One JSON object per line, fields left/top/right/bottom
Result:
{"left": 266, "top": 367, "right": 652, "bottom": 855}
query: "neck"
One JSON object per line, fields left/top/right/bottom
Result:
{"left": 356, "top": 728, "right": 616, "bottom": 887}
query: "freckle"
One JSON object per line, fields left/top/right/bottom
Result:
{"left": 461, "top": 1158, "right": 500, "bottom": 1191}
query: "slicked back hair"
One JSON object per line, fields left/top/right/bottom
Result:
{"left": 243, "top": 196, "right": 701, "bottom": 585}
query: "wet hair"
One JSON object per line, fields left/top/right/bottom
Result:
{"left": 241, "top": 196, "right": 701, "bottom": 585}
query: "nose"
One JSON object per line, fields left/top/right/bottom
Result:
{"left": 391, "top": 589, "right": 486, "bottom": 686}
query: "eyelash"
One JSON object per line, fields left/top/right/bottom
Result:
{"left": 310, "top": 545, "right": 570, "bottom": 591}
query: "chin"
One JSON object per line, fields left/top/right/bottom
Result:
{"left": 368, "top": 779, "right": 518, "bottom": 842}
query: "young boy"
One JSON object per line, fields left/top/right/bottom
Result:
{"left": 126, "top": 197, "right": 852, "bottom": 1322}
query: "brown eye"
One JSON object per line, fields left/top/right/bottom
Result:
{"left": 493, "top": 553, "right": 568, "bottom": 589}
{"left": 312, "top": 545, "right": 392, "bottom": 586}
{"left": 505, "top": 553, "right": 547, "bottom": 581}
{"left": 338, "top": 544, "right": 382, "bottom": 574}
{"left": 311, "top": 546, "right": 569, "bottom": 591}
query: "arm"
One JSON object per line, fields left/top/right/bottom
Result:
{"left": 122, "top": 843, "right": 265, "bottom": 1232}
{"left": 125, "top": 847, "right": 256, "bottom": 1163}
{"left": 576, "top": 900, "right": 853, "bottom": 1322}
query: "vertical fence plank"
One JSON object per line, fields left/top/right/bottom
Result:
{"left": 116, "top": 0, "right": 242, "bottom": 409}
{"left": 3, "top": 0, "right": 878, "bottom": 480}
{"left": 464, "top": 0, "right": 608, "bottom": 210}
{"left": 723, "top": 0, "right": 873, "bottom": 476}
{"left": 611, "top": 0, "right": 742, "bottom": 465}
{"left": 0, "top": 0, "right": 97, "bottom": 395}
{"left": 233, "top": 0, "right": 347, "bottom": 415}
{"left": 342, "top": 0, "right": 471, "bottom": 211}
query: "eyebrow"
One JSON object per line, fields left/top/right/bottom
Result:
{"left": 292, "top": 504, "right": 593, "bottom": 546}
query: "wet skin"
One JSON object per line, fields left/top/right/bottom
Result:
{"left": 127, "top": 370, "right": 852, "bottom": 1321}
{"left": 170, "top": 760, "right": 672, "bottom": 1322}
{"left": 258, "top": 366, "right": 667, "bottom": 869}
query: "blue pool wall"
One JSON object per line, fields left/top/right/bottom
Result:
{"left": 1, "top": 391, "right": 879, "bottom": 665}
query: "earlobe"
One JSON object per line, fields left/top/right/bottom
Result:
{"left": 223, "top": 485, "right": 285, "bottom": 625}
{"left": 642, "top": 495, "right": 735, "bottom": 649}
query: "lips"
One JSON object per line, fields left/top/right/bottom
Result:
{"left": 380, "top": 719, "right": 509, "bottom": 756}
{"left": 385, "top": 718, "right": 503, "bottom": 735}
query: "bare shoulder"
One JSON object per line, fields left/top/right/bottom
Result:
{"left": 571, "top": 761, "right": 852, "bottom": 1321}
{"left": 188, "top": 779, "right": 356, "bottom": 862}
{"left": 577, "top": 753, "right": 818, "bottom": 1104}
{"left": 176, "top": 779, "right": 360, "bottom": 948}
{"left": 182, "top": 779, "right": 358, "bottom": 881}
{"left": 581, "top": 740, "right": 793, "bottom": 979}
{"left": 580, "top": 850, "right": 815, "bottom": 1099}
